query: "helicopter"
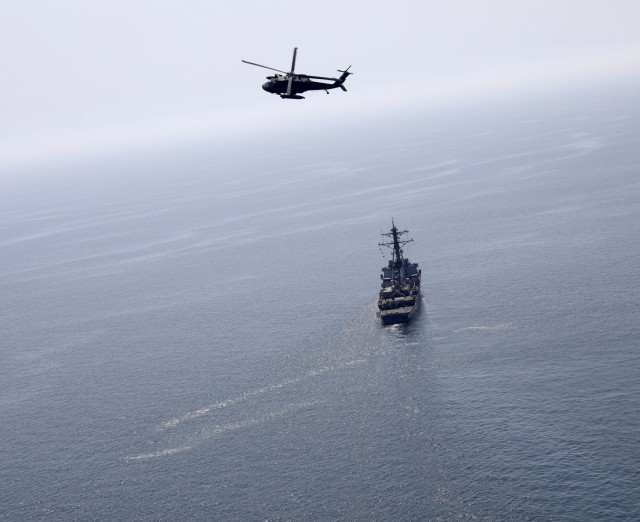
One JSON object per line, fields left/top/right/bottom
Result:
{"left": 242, "top": 47, "right": 352, "bottom": 100}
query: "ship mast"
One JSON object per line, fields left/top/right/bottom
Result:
{"left": 379, "top": 218, "right": 413, "bottom": 268}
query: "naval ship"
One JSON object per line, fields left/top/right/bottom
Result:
{"left": 377, "top": 221, "right": 421, "bottom": 325}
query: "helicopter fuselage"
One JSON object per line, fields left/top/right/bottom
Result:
{"left": 262, "top": 75, "right": 340, "bottom": 97}
{"left": 243, "top": 48, "right": 351, "bottom": 100}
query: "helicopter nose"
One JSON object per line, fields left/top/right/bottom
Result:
{"left": 262, "top": 82, "right": 271, "bottom": 92}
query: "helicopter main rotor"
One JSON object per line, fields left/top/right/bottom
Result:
{"left": 287, "top": 47, "right": 297, "bottom": 95}
{"left": 242, "top": 47, "right": 299, "bottom": 96}
{"left": 240, "top": 61, "right": 287, "bottom": 74}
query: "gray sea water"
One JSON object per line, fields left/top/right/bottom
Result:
{"left": 2, "top": 79, "right": 640, "bottom": 520}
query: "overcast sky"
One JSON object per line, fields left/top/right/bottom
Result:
{"left": 2, "top": 0, "right": 640, "bottom": 167}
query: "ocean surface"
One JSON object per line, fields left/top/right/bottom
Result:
{"left": 2, "top": 79, "right": 640, "bottom": 520}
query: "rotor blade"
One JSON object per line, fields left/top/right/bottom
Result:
{"left": 286, "top": 75, "right": 293, "bottom": 96}
{"left": 290, "top": 47, "right": 298, "bottom": 74}
{"left": 303, "top": 75, "right": 339, "bottom": 81}
{"left": 241, "top": 60, "right": 287, "bottom": 74}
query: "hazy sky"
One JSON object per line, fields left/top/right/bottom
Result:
{"left": 2, "top": 0, "right": 640, "bottom": 166}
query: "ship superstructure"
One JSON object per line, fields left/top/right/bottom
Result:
{"left": 377, "top": 220, "right": 421, "bottom": 325}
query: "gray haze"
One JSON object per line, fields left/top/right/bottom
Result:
{"left": 1, "top": 0, "right": 640, "bottom": 167}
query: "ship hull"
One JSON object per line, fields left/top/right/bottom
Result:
{"left": 379, "top": 296, "right": 421, "bottom": 325}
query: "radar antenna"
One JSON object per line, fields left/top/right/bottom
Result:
{"left": 378, "top": 218, "right": 413, "bottom": 268}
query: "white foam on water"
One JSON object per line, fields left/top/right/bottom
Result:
{"left": 127, "top": 401, "right": 323, "bottom": 461}
{"left": 123, "top": 445, "right": 192, "bottom": 461}
{"left": 157, "top": 376, "right": 304, "bottom": 430}
{"left": 0, "top": 231, "right": 201, "bottom": 282}
{"left": 407, "top": 159, "right": 460, "bottom": 173}
{"left": 198, "top": 400, "right": 322, "bottom": 439}
{"left": 0, "top": 205, "right": 185, "bottom": 249}
{"left": 157, "top": 359, "right": 367, "bottom": 431}
{"left": 425, "top": 168, "right": 461, "bottom": 180}
{"left": 558, "top": 134, "right": 605, "bottom": 158}
{"left": 453, "top": 323, "right": 513, "bottom": 333}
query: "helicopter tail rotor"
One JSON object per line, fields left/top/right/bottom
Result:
{"left": 333, "top": 65, "right": 352, "bottom": 91}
